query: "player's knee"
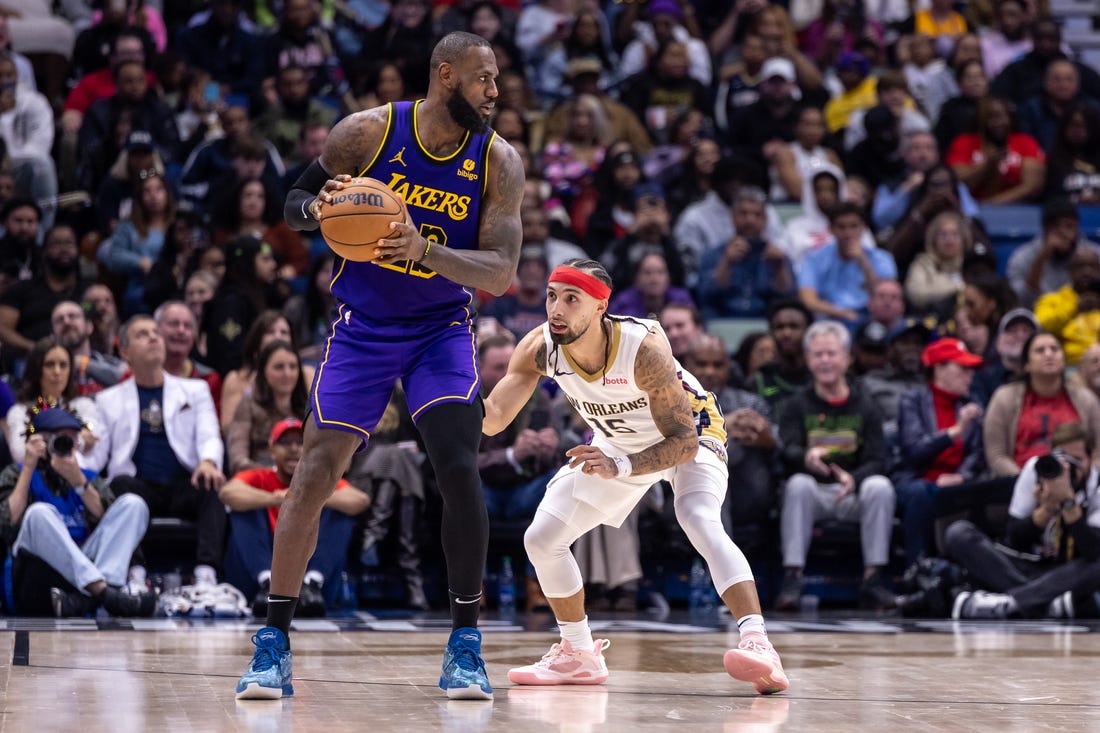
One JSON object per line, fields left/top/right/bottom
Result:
{"left": 431, "top": 450, "right": 479, "bottom": 485}
{"left": 859, "top": 476, "right": 895, "bottom": 506}
{"left": 673, "top": 495, "right": 718, "bottom": 535}
{"left": 523, "top": 520, "right": 565, "bottom": 565}
{"left": 21, "top": 502, "right": 59, "bottom": 528}
{"left": 112, "top": 493, "right": 150, "bottom": 522}
{"left": 784, "top": 474, "right": 817, "bottom": 502}
{"left": 943, "top": 519, "right": 978, "bottom": 556}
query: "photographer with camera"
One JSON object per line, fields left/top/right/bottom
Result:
{"left": 0, "top": 405, "right": 155, "bottom": 616}
{"left": 946, "top": 421, "right": 1100, "bottom": 619}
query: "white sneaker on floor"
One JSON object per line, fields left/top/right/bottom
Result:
{"left": 723, "top": 633, "right": 789, "bottom": 695}
{"left": 508, "top": 639, "right": 610, "bottom": 685}
{"left": 952, "top": 590, "right": 1013, "bottom": 619}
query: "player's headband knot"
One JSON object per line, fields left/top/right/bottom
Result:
{"left": 549, "top": 266, "right": 611, "bottom": 301}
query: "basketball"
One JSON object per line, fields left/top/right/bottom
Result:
{"left": 319, "top": 177, "right": 408, "bottom": 262}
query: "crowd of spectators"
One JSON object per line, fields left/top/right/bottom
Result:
{"left": 2, "top": 0, "right": 1100, "bottom": 619}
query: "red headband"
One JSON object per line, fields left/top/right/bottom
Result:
{"left": 549, "top": 266, "right": 611, "bottom": 301}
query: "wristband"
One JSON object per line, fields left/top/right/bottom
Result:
{"left": 418, "top": 238, "right": 432, "bottom": 262}
{"left": 612, "top": 455, "right": 633, "bottom": 478}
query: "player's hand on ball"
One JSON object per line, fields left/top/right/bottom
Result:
{"left": 310, "top": 174, "right": 354, "bottom": 219}
{"left": 372, "top": 220, "right": 428, "bottom": 264}
{"left": 566, "top": 445, "right": 616, "bottom": 479}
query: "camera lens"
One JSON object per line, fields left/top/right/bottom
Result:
{"left": 1035, "top": 454, "right": 1064, "bottom": 480}
{"left": 49, "top": 434, "right": 75, "bottom": 457}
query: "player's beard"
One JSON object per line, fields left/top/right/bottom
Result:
{"left": 549, "top": 329, "right": 580, "bottom": 345}
{"left": 446, "top": 85, "right": 490, "bottom": 134}
{"left": 549, "top": 317, "right": 594, "bottom": 346}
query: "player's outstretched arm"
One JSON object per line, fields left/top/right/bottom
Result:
{"left": 627, "top": 332, "right": 699, "bottom": 474}
{"left": 283, "top": 107, "right": 390, "bottom": 232}
{"left": 483, "top": 327, "right": 546, "bottom": 436}
{"left": 375, "top": 138, "right": 524, "bottom": 295}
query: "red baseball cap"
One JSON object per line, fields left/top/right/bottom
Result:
{"left": 921, "top": 338, "right": 984, "bottom": 369}
{"left": 269, "top": 417, "right": 304, "bottom": 444}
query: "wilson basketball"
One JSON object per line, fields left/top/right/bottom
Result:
{"left": 319, "top": 177, "right": 408, "bottom": 262}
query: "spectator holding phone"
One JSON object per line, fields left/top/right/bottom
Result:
{"left": 697, "top": 186, "right": 795, "bottom": 319}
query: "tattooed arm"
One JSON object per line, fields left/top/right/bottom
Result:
{"left": 372, "top": 137, "right": 525, "bottom": 295}
{"left": 628, "top": 331, "right": 699, "bottom": 473}
{"left": 284, "top": 106, "right": 390, "bottom": 231}
{"left": 482, "top": 326, "right": 547, "bottom": 436}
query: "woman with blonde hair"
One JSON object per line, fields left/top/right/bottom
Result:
{"left": 905, "top": 211, "right": 972, "bottom": 316}
{"left": 542, "top": 93, "right": 610, "bottom": 206}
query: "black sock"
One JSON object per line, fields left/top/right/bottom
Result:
{"left": 266, "top": 593, "right": 298, "bottom": 639}
{"left": 449, "top": 590, "right": 483, "bottom": 630}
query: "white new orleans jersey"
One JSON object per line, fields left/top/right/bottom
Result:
{"left": 541, "top": 316, "right": 727, "bottom": 457}
{"left": 540, "top": 316, "right": 728, "bottom": 527}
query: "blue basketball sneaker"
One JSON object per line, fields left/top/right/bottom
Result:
{"left": 439, "top": 627, "right": 493, "bottom": 700}
{"left": 235, "top": 626, "right": 294, "bottom": 700}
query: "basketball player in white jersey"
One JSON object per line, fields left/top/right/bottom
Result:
{"left": 482, "top": 259, "right": 788, "bottom": 694}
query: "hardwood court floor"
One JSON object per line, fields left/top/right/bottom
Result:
{"left": 3, "top": 614, "right": 1100, "bottom": 732}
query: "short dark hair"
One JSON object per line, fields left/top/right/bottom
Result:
{"left": 766, "top": 298, "right": 812, "bottom": 326}
{"left": 660, "top": 302, "right": 702, "bottom": 327}
{"left": 430, "top": 31, "right": 491, "bottom": 70}
{"left": 478, "top": 332, "right": 516, "bottom": 359}
{"left": 230, "top": 135, "right": 268, "bottom": 162}
{"left": 119, "top": 314, "right": 157, "bottom": 350}
{"left": 877, "top": 70, "right": 908, "bottom": 93}
{"left": 1, "top": 197, "right": 41, "bottom": 222}
{"left": 1042, "top": 196, "right": 1079, "bottom": 226}
{"left": 828, "top": 201, "right": 866, "bottom": 224}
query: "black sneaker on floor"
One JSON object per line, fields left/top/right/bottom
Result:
{"left": 50, "top": 587, "right": 98, "bottom": 618}
{"left": 252, "top": 579, "right": 271, "bottom": 618}
{"left": 297, "top": 580, "right": 326, "bottom": 617}
{"left": 896, "top": 576, "right": 948, "bottom": 618}
{"left": 101, "top": 585, "right": 157, "bottom": 617}
{"left": 859, "top": 574, "right": 897, "bottom": 611}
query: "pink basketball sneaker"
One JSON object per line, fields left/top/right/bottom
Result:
{"left": 722, "top": 633, "right": 789, "bottom": 694}
{"left": 508, "top": 639, "right": 611, "bottom": 685}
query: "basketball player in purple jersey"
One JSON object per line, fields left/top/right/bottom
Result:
{"left": 235, "top": 32, "right": 523, "bottom": 701}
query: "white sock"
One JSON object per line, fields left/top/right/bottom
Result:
{"left": 557, "top": 616, "right": 594, "bottom": 651}
{"left": 304, "top": 569, "right": 325, "bottom": 587}
{"left": 737, "top": 614, "right": 767, "bottom": 639}
{"left": 258, "top": 570, "right": 271, "bottom": 586}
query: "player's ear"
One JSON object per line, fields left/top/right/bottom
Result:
{"left": 437, "top": 61, "right": 454, "bottom": 88}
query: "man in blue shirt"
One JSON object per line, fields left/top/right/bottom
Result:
{"left": 798, "top": 202, "right": 898, "bottom": 327}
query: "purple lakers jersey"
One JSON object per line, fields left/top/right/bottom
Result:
{"left": 329, "top": 100, "right": 496, "bottom": 323}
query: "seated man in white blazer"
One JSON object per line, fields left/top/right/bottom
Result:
{"left": 90, "top": 315, "right": 227, "bottom": 584}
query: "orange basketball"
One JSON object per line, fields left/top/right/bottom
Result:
{"left": 318, "top": 177, "right": 408, "bottom": 262}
